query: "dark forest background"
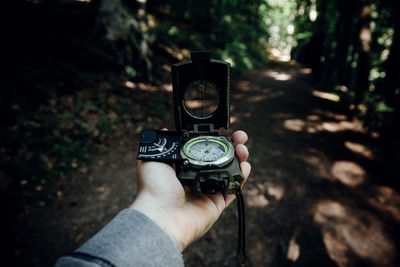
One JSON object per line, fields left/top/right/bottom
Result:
{"left": 1, "top": 0, "right": 400, "bottom": 266}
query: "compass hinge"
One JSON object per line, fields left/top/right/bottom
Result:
{"left": 191, "top": 123, "right": 218, "bottom": 135}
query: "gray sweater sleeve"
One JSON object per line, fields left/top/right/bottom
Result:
{"left": 54, "top": 209, "right": 184, "bottom": 267}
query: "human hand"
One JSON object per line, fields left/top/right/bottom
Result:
{"left": 130, "top": 130, "right": 251, "bottom": 252}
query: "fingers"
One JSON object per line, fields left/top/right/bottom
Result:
{"left": 224, "top": 131, "right": 251, "bottom": 206}
{"left": 232, "top": 130, "right": 248, "bottom": 146}
{"left": 235, "top": 144, "right": 249, "bottom": 163}
{"left": 240, "top": 161, "right": 251, "bottom": 181}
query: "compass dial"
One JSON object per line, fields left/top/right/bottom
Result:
{"left": 181, "top": 136, "right": 234, "bottom": 167}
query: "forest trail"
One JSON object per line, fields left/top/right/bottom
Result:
{"left": 15, "top": 64, "right": 400, "bottom": 267}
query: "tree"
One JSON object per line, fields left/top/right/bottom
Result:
{"left": 382, "top": 3, "right": 400, "bottom": 107}
{"left": 91, "top": 0, "right": 153, "bottom": 80}
{"left": 354, "top": 0, "right": 372, "bottom": 106}
{"left": 381, "top": 1, "right": 400, "bottom": 128}
{"left": 333, "top": 0, "right": 357, "bottom": 86}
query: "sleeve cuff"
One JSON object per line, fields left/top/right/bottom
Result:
{"left": 75, "top": 209, "right": 183, "bottom": 267}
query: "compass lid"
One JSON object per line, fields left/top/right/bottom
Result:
{"left": 171, "top": 51, "right": 230, "bottom": 133}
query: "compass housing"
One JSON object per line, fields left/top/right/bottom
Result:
{"left": 180, "top": 136, "right": 235, "bottom": 168}
{"left": 171, "top": 51, "right": 230, "bottom": 133}
{"left": 137, "top": 51, "right": 242, "bottom": 195}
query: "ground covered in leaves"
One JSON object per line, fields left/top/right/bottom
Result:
{"left": 8, "top": 63, "right": 400, "bottom": 267}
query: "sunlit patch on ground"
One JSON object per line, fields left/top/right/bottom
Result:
{"left": 230, "top": 115, "right": 238, "bottom": 125}
{"left": 161, "top": 84, "right": 172, "bottom": 92}
{"left": 247, "top": 95, "right": 269, "bottom": 102}
{"left": 287, "top": 229, "right": 300, "bottom": 262}
{"left": 283, "top": 119, "right": 305, "bottom": 131}
{"left": 306, "top": 114, "right": 320, "bottom": 121}
{"left": 304, "top": 149, "right": 332, "bottom": 179}
{"left": 235, "top": 81, "right": 252, "bottom": 91}
{"left": 244, "top": 187, "right": 270, "bottom": 207}
{"left": 344, "top": 141, "right": 374, "bottom": 159}
{"left": 299, "top": 68, "right": 312, "bottom": 74}
{"left": 159, "top": 45, "right": 187, "bottom": 60}
{"left": 331, "top": 161, "right": 366, "bottom": 187}
{"left": 162, "top": 64, "right": 171, "bottom": 72}
{"left": 314, "top": 201, "right": 396, "bottom": 266}
{"left": 124, "top": 81, "right": 158, "bottom": 92}
{"left": 124, "top": 81, "right": 172, "bottom": 92}
{"left": 124, "top": 81, "right": 135, "bottom": 88}
{"left": 234, "top": 80, "right": 262, "bottom": 92}
{"left": 283, "top": 109, "right": 364, "bottom": 134}
{"left": 313, "top": 109, "right": 348, "bottom": 121}
{"left": 312, "top": 90, "right": 340, "bottom": 102}
{"left": 263, "top": 70, "right": 292, "bottom": 81}
{"left": 268, "top": 48, "right": 291, "bottom": 62}
{"left": 322, "top": 121, "right": 356, "bottom": 132}
{"left": 366, "top": 186, "right": 400, "bottom": 222}
{"left": 265, "top": 183, "right": 285, "bottom": 201}
{"left": 247, "top": 240, "right": 272, "bottom": 265}
{"left": 233, "top": 80, "right": 282, "bottom": 102}
{"left": 283, "top": 117, "right": 326, "bottom": 133}
{"left": 244, "top": 181, "right": 286, "bottom": 207}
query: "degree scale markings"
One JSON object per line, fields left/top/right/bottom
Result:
{"left": 185, "top": 138, "right": 227, "bottom": 162}
{"left": 139, "top": 136, "right": 180, "bottom": 159}
{"left": 147, "top": 142, "right": 178, "bottom": 158}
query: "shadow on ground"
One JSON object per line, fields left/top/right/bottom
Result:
{"left": 9, "top": 64, "right": 400, "bottom": 267}
{"left": 183, "top": 65, "right": 400, "bottom": 267}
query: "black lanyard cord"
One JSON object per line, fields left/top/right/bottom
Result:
{"left": 236, "top": 187, "right": 245, "bottom": 267}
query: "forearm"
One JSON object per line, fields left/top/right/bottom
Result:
{"left": 55, "top": 209, "right": 183, "bottom": 267}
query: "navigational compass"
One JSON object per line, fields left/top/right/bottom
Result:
{"left": 137, "top": 51, "right": 246, "bottom": 266}
{"left": 137, "top": 51, "right": 243, "bottom": 194}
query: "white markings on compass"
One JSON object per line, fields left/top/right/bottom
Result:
{"left": 139, "top": 140, "right": 180, "bottom": 158}
{"left": 188, "top": 141, "right": 225, "bottom": 162}
{"left": 152, "top": 138, "right": 167, "bottom": 152}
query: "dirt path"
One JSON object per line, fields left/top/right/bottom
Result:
{"left": 14, "top": 65, "right": 400, "bottom": 267}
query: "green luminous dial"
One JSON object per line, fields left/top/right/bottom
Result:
{"left": 181, "top": 136, "right": 234, "bottom": 167}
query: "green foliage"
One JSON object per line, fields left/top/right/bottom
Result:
{"left": 4, "top": 0, "right": 399, "bottom": 201}
{"left": 0, "top": 81, "right": 171, "bottom": 191}
{"left": 125, "top": 66, "right": 138, "bottom": 79}
{"left": 363, "top": 92, "right": 394, "bottom": 131}
{"left": 291, "top": 0, "right": 399, "bottom": 134}
{"left": 147, "top": 0, "right": 271, "bottom": 73}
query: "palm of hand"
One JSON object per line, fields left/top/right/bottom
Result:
{"left": 137, "top": 161, "right": 225, "bottom": 249}
{"left": 131, "top": 131, "right": 250, "bottom": 252}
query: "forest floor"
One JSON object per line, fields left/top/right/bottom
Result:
{"left": 11, "top": 63, "right": 400, "bottom": 267}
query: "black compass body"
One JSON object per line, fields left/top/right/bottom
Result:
{"left": 137, "top": 130, "right": 182, "bottom": 162}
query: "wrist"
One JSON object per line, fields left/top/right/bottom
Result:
{"left": 129, "top": 194, "right": 186, "bottom": 252}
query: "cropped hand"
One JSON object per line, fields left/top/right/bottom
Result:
{"left": 130, "top": 130, "right": 251, "bottom": 252}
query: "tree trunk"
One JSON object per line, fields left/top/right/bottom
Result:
{"left": 308, "top": 0, "right": 328, "bottom": 82}
{"left": 354, "top": 0, "right": 372, "bottom": 106}
{"left": 93, "top": 0, "right": 152, "bottom": 80}
{"left": 382, "top": 6, "right": 400, "bottom": 107}
{"left": 188, "top": 0, "right": 212, "bottom": 33}
{"left": 382, "top": 2, "right": 400, "bottom": 127}
{"left": 333, "top": 0, "right": 357, "bottom": 86}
